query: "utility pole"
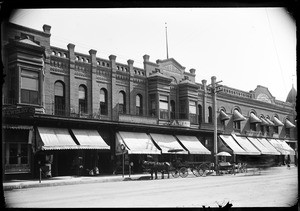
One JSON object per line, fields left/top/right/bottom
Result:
{"left": 165, "top": 22, "right": 169, "bottom": 59}
{"left": 210, "top": 76, "right": 223, "bottom": 169}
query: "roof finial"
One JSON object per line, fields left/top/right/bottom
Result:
{"left": 165, "top": 22, "right": 169, "bottom": 59}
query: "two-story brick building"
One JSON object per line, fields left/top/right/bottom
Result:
{"left": 2, "top": 22, "right": 297, "bottom": 180}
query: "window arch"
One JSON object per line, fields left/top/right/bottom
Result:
{"left": 54, "top": 81, "right": 65, "bottom": 115}
{"left": 79, "top": 85, "right": 87, "bottom": 114}
{"left": 119, "top": 91, "right": 126, "bottom": 114}
{"left": 208, "top": 106, "right": 213, "bottom": 123}
{"left": 100, "top": 88, "right": 108, "bottom": 115}
{"left": 136, "top": 94, "right": 143, "bottom": 116}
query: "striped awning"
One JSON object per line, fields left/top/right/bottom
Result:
{"left": 250, "top": 113, "right": 262, "bottom": 123}
{"left": 233, "top": 110, "right": 247, "bottom": 122}
{"left": 273, "top": 117, "right": 284, "bottom": 127}
{"left": 72, "top": 129, "right": 110, "bottom": 150}
{"left": 219, "top": 135, "right": 248, "bottom": 155}
{"left": 37, "top": 127, "right": 79, "bottom": 150}
{"left": 285, "top": 119, "right": 296, "bottom": 128}
{"left": 176, "top": 135, "right": 211, "bottom": 155}
{"left": 279, "top": 140, "right": 296, "bottom": 155}
{"left": 256, "top": 138, "right": 280, "bottom": 155}
{"left": 150, "top": 133, "right": 188, "bottom": 154}
{"left": 231, "top": 134, "right": 261, "bottom": 155}
{"left": 116, "top": 131, "right": 161, "bottom": 155}
{"left": 247, "top": 137, "right": 275, "bottom": 155}
{"left": 268, "top": 139, "right": 287, "bottom": 155}
{"left": 220, "top": 110, "right": 230, "bottom": 121}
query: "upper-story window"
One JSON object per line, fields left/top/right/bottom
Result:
{"left": 159, "top": 95, "right": 169, "bottom": 119}
{"left": 79, "top": 85, "right": 87, "bottom": 114}
{"left": 54, "top": 81, "right": 65, "bottom": 115}
{"left": 208, "top": 106, "right": 213, "bottom": 123}
{"left": 170, "top": 100, "right": 176, "bottom": 119}
{"left": 21, "top": 69, "right": 39, "bottom": 105}
{"left": 149, "top": 94, "right": 156, "bottom": 117}
{"left": 100, "top": 88, "right": 108, "bottom": 115}
{"left": 136, "top": 94, "right": 143, "bottom": 116}
{"left": 179, "top": 100, "right": 187, "bottom": 119}
{"left": 189, "top": 101, "right": 197, "bottom": 124}
{"left": 119, "top": 91, "right": 126, "bottom": 114}
{"left": 198, "top": 104, "right": 203, "bottom": 124}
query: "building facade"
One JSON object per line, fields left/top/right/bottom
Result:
{"left": 2, "top": 22, "right": 297, "bottom": 180}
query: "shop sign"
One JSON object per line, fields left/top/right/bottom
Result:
{"left": 3, "top": 107, "right": 35, "bottom": 117}
{"left": 170, "top": 120, "right": 190, "bottom": 127}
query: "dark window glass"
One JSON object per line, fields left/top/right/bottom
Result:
{"left": 100, "top": 89, "right": 108, "bottom": 115}
{"left": 208, "top": 106, "right": 213, "bottom": 123}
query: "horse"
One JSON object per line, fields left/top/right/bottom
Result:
{"left": 142, "top": 161, "right": 170, "bottom": 179}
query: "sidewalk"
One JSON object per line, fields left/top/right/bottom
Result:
{"left": 3, "top": 166, "right": 295, "bottom": 191}
{"left": 3, "top": 173, "right": 150, "bottom": 191}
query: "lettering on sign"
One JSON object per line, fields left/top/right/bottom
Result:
{"left": 170, "top": 120, "right": 190, "bottom": 127}
{"left": 3, "top": 107, "right": 35, "bottom": 117}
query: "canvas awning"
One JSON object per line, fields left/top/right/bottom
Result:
{"left": 273, "top": 117, "right": 284, "bottom": 127}
{"left": 250, "top": 113, "right": 262, "bottom": 123}
{"left": 37, "top": 127, "right": 79, "bottom": 150}
{"left": 115, "top": 131, "right": 160, "bottom": 155}
{"left": 176, "top": 135, "right": 211, "bottom": 155}
{"left": 247, "top": 137, "right": 276, "bottom": 155}
{"left": 219, "top": 135, "right": 248, "bottom": 155}
{"left": 279, "top": 139, "right": 296, "bottom": 155}
{"left": 260, "top": 117, "right": 270, "bottom": 126}
{"left": 220, "top": 110, "right": 230, "bottom": 121}
{"left": 256, "top": 138, "right": 281, "bottom": 155}
{"left": 231, "top": 134, "right": 261, "bottom": 155}
{"left": 285, "top": 119, "right": 296, "bottom": 128}
{"left": 71, "top": 129, "right": 110, "bottom": 150}
{"left": 233, "top": 110, "right": 246, "bottom": 121}
{"left": 150, "top": 133, "right": 188, "bottom": 154}
{"left": 265, "top": 118, "right": 275, "bottom": 126}
{"left": 268, "top": 139, "right": 288, "bottom": 155}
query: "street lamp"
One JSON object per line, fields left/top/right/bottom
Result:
{"left": 120, "top": 144, "right": 125, "bottom": 178}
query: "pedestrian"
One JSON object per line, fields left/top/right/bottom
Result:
{"left": 285, "top": 155, "right": 291, "bottom": 169}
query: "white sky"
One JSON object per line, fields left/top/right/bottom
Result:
{"left": 9, "top": 8, "right": 296, "bottom": 102}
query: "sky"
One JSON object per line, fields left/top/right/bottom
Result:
{"left": 8, "top": 8, "right": 296, "bottom": 102}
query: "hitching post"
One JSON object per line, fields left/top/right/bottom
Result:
{"left": 120, "top": 144, "right": 125, "bottom": 178}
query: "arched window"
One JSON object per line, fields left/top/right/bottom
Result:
{"left": 170, "top": 100, "right": 175, "bottom": 119}
{"left": 136, "top": 94, "right": 143, "bottom": 116}
{"left": 100, "top": 88, "right": 108, "bottom": 115}
{"left": 208, "top": 106, "right": 213, "bottom": 123}
{"left": 119, "top": 91, "right": 126, "bottom": 114}
{"left": 79, "top": 85, "right": 87, "bottom": 114}
{"left": 198, "top": 104, "right": 202, "bottom": 124}
{"left": 54, "top": 81, "right": 65, "bottom": 115}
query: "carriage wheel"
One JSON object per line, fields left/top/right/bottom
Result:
{"left": 179, "top": 167, "right": 188, "bottom": 178}
{"left": 171, "top": 169, "right": 180, "bottom": 178}
{"left": 191, "top": 167, "right": 201, "bottom": 177}
{"left": 198, "top": 164, "right": 209, "bottom": 176}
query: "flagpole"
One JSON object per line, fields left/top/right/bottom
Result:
{"left": 165, "top": 22, "right": 169, "bottom": 59}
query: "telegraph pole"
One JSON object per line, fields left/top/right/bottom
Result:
{"left": 210, "top": 76, "right": 222, "bottom": 169}
{"left": 165, "top": 22, "right": 169, "bottom": 59}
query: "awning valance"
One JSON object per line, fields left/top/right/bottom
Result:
{"left": 150, "top": 133, "right": 188, "bottom": 154}
{"left": 219, "top": 135, "right": 248, "bottom": 155}
{"left": 233, "top": 110, "right": 246, "bottom": 122}
{"left": 37, "top": 127, "right": 79, "bottom": 150}
{"left": 268, "top": 139, "right": 288, "bottom": 155}
{"left": 285, "top": 119, "right": 296, "bottom": 128}
{"left": 3, "top": 125, "right": 33, "bottom": 130}
{"left": 260, "top": 118, "right": 270, "bottom": 126}
{"left": 176, "top": 135, "right": 211, "bottom": 155}
{"left": 72, "top": 129, "right": 110, "bottom": 150}
{"left": 231, "top": 134, "right": 261, "bottom": 155}
{"left": 116, "top": 131, "right": 160, "bottom": 155}
{"left": 279, "top": 140, "right": 295, "bottom": 155}
{"left": 247, "top": 137, "right": 275, "bottom": 155}
{"left": 220, "top": 110, "right": 230, "bottom": 121}
{"left": 250, "top": 113, "right": 262, "bottom": 123}
{"left": 273, "top": 117, "right": 284, "bottom": 127}
{"left": 256, "top": 138, "right": 280, "bottom": 155}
